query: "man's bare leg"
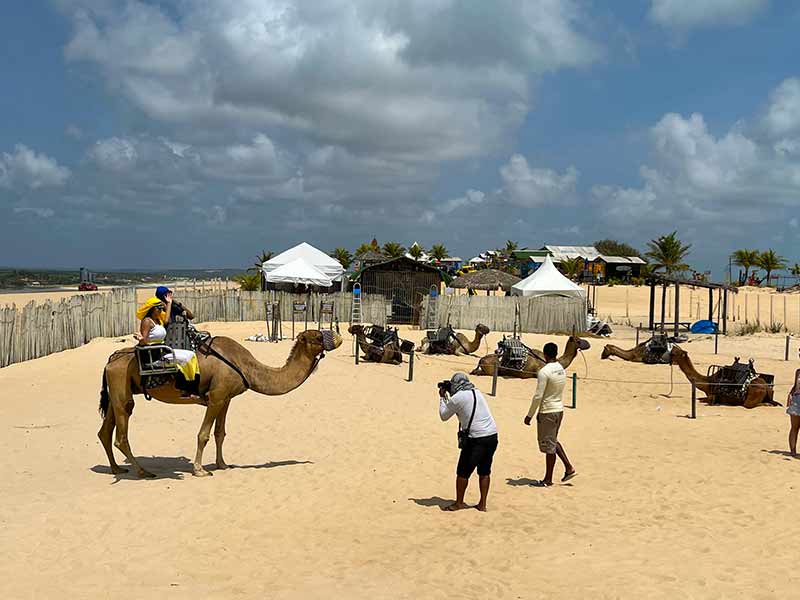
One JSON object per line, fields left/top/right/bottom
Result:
{"left": 476, "top": 475, "right": 490, "bottom": 511}
{"left": 543, "top": 453, "right": 556, "bottom": 485}
{"left": 555, "top": 442, "right": 576, "bottom": 480}
{"left": 444, "top": 476, "right": 469, "bottom": 511}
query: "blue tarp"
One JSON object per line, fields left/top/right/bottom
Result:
{"left": 690, "top": 320, "right": 718, "bottom": 334}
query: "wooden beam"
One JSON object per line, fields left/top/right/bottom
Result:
{"left": 708, "top": 287, "right": 714, "bottom": 322}
{"left": 648, "top": 282, "right": 656, "bottom": 330}
{"left": 660, "top": 282, "right": 667, "bottom": 332}
{"left": 722, "top": 289, "right": 728, "bottom": 335}
{"left": 674, "top": 281, "right": 680, "bottom": 336}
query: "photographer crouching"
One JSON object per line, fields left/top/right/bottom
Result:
{"left": 438, "top": 372, "right": 498, "bottom": 512}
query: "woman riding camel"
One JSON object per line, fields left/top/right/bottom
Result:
{"left": 135, "top": 294, "right": 200, "bottom": 399}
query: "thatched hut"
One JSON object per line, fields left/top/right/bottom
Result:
{"left": 450, "top": 269, "right": 521, "bottom": 294}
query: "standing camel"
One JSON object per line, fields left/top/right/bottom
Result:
{"left": 348, "top": 324, "right": 403, "bottom": 364}
{"left": 417, "top": 324, "right": 490, "bottom": 355}
{"left": 98, "top": 330, "right": 342, "bottom": 478}
{"left": 470, "top": 336, "right": 590, "bottom": 379}
{"left": 669, "top": 346, "right": 779, "bottom": 408}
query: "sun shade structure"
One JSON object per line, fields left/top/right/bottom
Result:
{"left": 450, "top": 268, "right": 521, "bottom": 291}
{"left": 263, "top": 242, "right": 345, "bottom": 282}
{"left": 511, "top": 255, "right": 585, "bottom": 298}
{"left": 265, "top": 258, "right": 333, "bottom": 287}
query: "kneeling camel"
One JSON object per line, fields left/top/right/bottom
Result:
{"left": 471, "top": 335, "right": 590, "bottom": 379}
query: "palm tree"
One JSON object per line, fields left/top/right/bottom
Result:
{"left": 561, "top": 257, "right": 583, "bottom": 281}
{"left": 408, "top": 243, "right": 425, "bottom": 260}
{"left": 234, "top": 273, "right": 261, "bottom": 291}
{"left": 504, "top": 240, "right": 518, "bottom": 254}
{"left": 355, "top": 238, "right": 380, "bottom": 257}
{"left": 756, "top": 249, "right": 786, "bottom": 286}
{"left": 382, "top": 242, "right": 406, "bottom": 258}
{"left": 731, "top": 249, "right": 759, "bottom": 285}
{"left": 429, "top": 244, "right": 449, "bottom": 261}
{"left": 791, "top": 263, "right": 800, "bottom": 277}
{"left": 331, "top": 247, "right": 352, "bottom": 270}
{"left": 249, "top": 250, "right": 274, "bottom": 272}
{"left": 644, "top": 231, "right": 691, "bottom": 276}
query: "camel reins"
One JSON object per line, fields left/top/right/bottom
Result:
{"left": 198, "top": 337, "right": 251, "bottom": 390}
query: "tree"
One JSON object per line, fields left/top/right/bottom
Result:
{"left": 731, "top": 249, "right": 760, "bottom": 284}
{"left": 429, "top": 244, "right": 449, "bottom": 261}
{"left": 504, "top": 240, "right": 518, "bottom": 254}
{"left": 561, "top": 257, "right": 583, "bottom": 280}
{"left": 249, "top": 250, "right": 274, "bottom": 272}
{"left": 234, "top": 273, "right": 261, "bottom": 291}
{"left": 791, "top": 263, "right": 800, "bottom": 277}
{"left": 756, "top": 249, "right": 786, "bottom": 286}
{"left": 408, "top": 243, "right": 425, "bottom": 260}
{"left": 355, "top": 239, "right": 380, "bottom": 257}
{"left": 594, "top": 239, "right": 642, "bottom": 258}
{"left": 331, "top": 247, "right": 352, "bottom": 270}
{"left": 382, "top": 242, "right": 406, "bottom": 258}
{"left": 644, "top": 231, "right": 691, "bottom": 275}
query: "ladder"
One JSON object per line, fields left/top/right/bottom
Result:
{"left": 426, "top": 285, "right": 439, "bottom": 329}
{"left": 351, "top": 283, "right": 362, "bottom": 325}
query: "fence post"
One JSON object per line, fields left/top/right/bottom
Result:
{"left": 714, "top": 331, "right": 719, "bottom": 354}
{"left": 691, "top": 383, "right": 696, "bottom": 419}
{"left": 407, "top": 350, "right": 414, "bottom": 382}
{"left": 572, "top": 372, "right": 577, "bottom": 409}
{"left": 355, "top": 342, "right": 359, "bottom": 365}
{"left": 786, "top": 335, "right": 790, "bottom": 361}
{"left": 636, "top": 324, "right": 640, "bottom": 346}
{"left": 491, "top": 365, "right": 498, "bottom": 397}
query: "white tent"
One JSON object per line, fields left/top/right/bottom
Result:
{"left": 266, "top": 258, "right": 333, "bottom": 287}
{"left": 263, "top": 242, "right": 345, "bottom": 281}
{"left": 511, "top": 255, "right": 585, "bottom": 298}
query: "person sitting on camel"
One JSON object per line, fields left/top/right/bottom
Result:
{"left": 155, "top": 285, "right": 194, "bottom": 323}
{"left": 135, "top": 295, "right": 200, "bottom": 399}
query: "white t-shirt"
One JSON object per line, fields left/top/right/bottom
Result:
{"left": 439, "top": 388, "right": 498, "bottom": 438}
{"left": 527, "top": 361, "right": 566, "bottom": 417}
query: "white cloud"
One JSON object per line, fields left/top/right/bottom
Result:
{"left": 89, "top": 137, "right": 138, "bottom": 171}
{"left": 13, "top": 207, "right": 55, "bottom": 218}
{"left": 0, "top": 145, "right": 71, "bottom": 189}
{"left": 649, "top": 0, "right": 768, "bottom": 29}
{"left": 499, "top": 154, "right": 578, "bottom": 207}
{"left": 762, "top": 77, "right": 800, "bottom": 138}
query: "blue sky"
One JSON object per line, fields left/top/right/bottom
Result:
{"left": 1, "top": 1, "right": 799, "bottom": 278}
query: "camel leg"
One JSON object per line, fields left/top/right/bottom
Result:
{"left": 193, "top": 399, "right": 224, "bottom": 477}
{"left": 113, "top": 399, "right": 155, "bottom": 478}
{"left": 214, "top": 400, "right": 232, "bottom": 470}
{"left": 97, "top": 404, "right": 127, "bottom": 474}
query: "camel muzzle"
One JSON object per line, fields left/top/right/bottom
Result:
{"left": 322, "top": 330, "right": 342, "bottom": 351}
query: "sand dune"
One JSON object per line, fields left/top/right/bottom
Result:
{"left": 1, "top": 320, "right": 798, "bottom": 598}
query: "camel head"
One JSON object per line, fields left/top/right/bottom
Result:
{"left": 570, "top": 335, "right": 591, "bottom": 351}
{"left": 475, "top": 323, "right": 490, "bottom": 336}
{"left": 297, "top": 329, "right": 342, "bottom": 357}
{"left": 348, "top": 324, "right": 364, "bottom": 336}
{"left": 669, "top": 345, "right": 687, "bottom": 364}
{"left": 601, "top": 345, "right": 612, "bottom": 359}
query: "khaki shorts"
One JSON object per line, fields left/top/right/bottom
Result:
{"left": 537, "top": 411, "right": 563, "bottom": 454}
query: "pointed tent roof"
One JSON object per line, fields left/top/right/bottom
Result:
{"left": 511, "top": 255, "right": 585, "bottom": 298}
{"left": 263, "top": 242, "right": 345, "bottom": 281}
{"left": 265, "top": 258, "right": 333, "bottom": 287}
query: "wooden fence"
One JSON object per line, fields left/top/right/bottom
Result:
{"left": 0, "top": 287, "right": 137, "bottom": 368}
{"left": 425, "top": 294, "right": 587, "bottom": 334}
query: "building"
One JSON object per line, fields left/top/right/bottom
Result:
{"left": 540, "top": 245, "right": 646, "bottom": 281}
{"left": 355, "top": 256, "right": 445, "bottom": 324}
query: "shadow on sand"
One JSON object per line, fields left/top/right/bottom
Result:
{"left": 505, "top": 477, "right": 539, "bottom": 487}
{"left": 91, "top": 456, "right": 314, "bottom": 481}
{"left": 762, "top": 449, "right": 798, "bottom": 460}
{"left": 408, "top": 496, "right": 454, "bottom": 509}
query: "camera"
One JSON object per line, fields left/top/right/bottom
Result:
{"left": 437, "top": 380, "right": 452, "bottom": 395}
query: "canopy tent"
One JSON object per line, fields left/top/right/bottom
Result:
{"left": 265, "top": 258, "right": 333, "bottom": 287}
{"left": 263, "top": 242, "right": 345, "bottom": 281}
{"left": 511, "top": 255, "right": 585, "bottom": 298}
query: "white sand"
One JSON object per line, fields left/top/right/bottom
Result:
{"left": 1, "top": 318, "right": 798, "bottom": 598}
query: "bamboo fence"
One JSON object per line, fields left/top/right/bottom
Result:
{"left": 0, "top": 287, "right": 137, "bottom": 368}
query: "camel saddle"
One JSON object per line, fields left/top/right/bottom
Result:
{"left": 643, "top": 334, "right": 674, "bottom": 364}
{"left": 364, "top": 324, "right": 414, "bottom": 355}
{"left": 426, "top": 326, "right": 458, "bottom": 354}
{"left": 496, "top": 336, "right": 534, "bottom": 370}
{"left": 707, "top": 357, "right": 768, "bottom": 404}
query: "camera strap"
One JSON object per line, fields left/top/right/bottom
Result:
{"left": 461, "top": 390, "right": 477, "bottom": 440}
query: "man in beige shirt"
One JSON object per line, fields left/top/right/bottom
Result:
{"left": 523, "top": 342, "right": 576, "bottom": 486}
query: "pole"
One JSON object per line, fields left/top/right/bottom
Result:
{"left": 722, "top": 289, "right": 728, "bottom": 335}
{"left": 355, "top": 339, "right": 359, "bottom": 364}
{"left": 691, "top": 383, "right": 696, "bottom": 419}
{"left": 786, "top": 335, "right": 790, "bottom": 361}
{"left": 571, "top": 372, "right": 577, "bottom": 409}
{"left": 660, "top": 283, "right": 667, "bottom": 332}
{"left": 714, "top": 330, "right": 719, "bottom": 354}
{"left": 673, "top": 282, "right": 680, "bottom": 336}
{"left": 708, "top": 287, "right": 713, "bottom": 322}
{"left": 648, "top": 283, "right": 656, "bottom": 331}
{"left": 491, "top": 365, "right": 498, "bottom": 397}
{"left": 407, "top": 350, "right": 414, "bottom": 382}
{"left": 636, "top": 324, "right": 640, "bottom": 346}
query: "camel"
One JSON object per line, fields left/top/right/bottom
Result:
{"left": 417, "top": 324, "right": 490, "bottom": 355}
{"left": 348, "top": 324, "right": 403, "bottom": 364}
{"left": 669, "top": 346, "right": 779, "bottom": 409}
{"left": 98, "top": 330, "right": 342, "bottom": 478}
{"left": 470, "top": 336, "right": 590, "bottom": 379}
{"left": 602, "top": 341, "right": 673, "bottom": 364}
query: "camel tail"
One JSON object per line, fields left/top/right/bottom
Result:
{"left": 99, "top": 370, "right": 110, "bottom": 419}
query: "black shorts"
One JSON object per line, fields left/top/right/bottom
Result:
{"left": 456, "top": 434, "right": 498, "bottom": 478}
